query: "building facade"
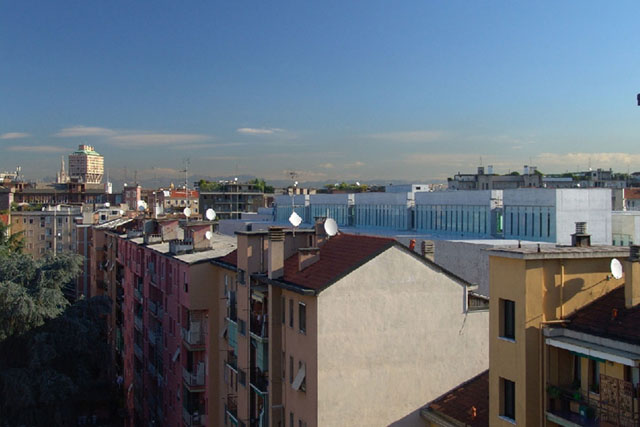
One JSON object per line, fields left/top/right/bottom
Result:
{"left": 68, "top": 144, "right": 104, "bottom": 184}
{"left": 199, "top": 182, "right": 265, "bottom": 220}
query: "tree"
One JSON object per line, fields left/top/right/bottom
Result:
{"left": 0, "top": 245, "right": 115, "bottom": 425}
{"left": 0, "top": 221, "right": 24, "bottom": 254}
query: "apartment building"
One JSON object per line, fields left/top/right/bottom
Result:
{"left": 200, "top": 182, "right": 265, "bottom": 220}
{"left": 10, "top": 205, "right": 81, "bottom": 258}
{"left": 117, "top": 219, "right": 236, "bottom": 426}
{"left": 212, "top": 221, "right": 489, "bottom": 427}
{"left": 543, "top": 251, "right": 640, "bottom": 425}
{"left": 487, "top": 225, "right": 630, "bottom": 425}
{"left": 156, "top": 188, "right": 200, "bottom": 216}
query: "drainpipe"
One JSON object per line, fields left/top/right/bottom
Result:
{"left": 560, "top": 263, "right": 565, "bottom": 320}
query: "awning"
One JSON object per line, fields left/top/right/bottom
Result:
{"left": 292, "top": 363, "right": 306, "bottom": 391}
{"left": 546, "top": 336, "right": 640, "bottom": 367}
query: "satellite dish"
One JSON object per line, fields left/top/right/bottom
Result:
{"left": 289, "top": 212, "right": 302, "bottom": 227}
{"left": 205, "top": 208, "right": 216, "bottom": 221}
{"left": 119, "top": 210, "right": 124, "bottom": 215}
{"left": 205, "top": 230, "right": 212, "bottom": 240}
{"left": 611, "top": 258, "right": 623, "bottom": 279}
{"left": 356, "top": 181, "right": 361, "bottom": 186}
{"left": 137, "top": 200, "right": 147, "bottom": 212}
{"left": 104, "top": 202, "right": 110, "bottom": 208}
{"left": 183, "top": 207, "right": 191, "bottom": 218}
{"left": 324, "top": 218, "right": 338, "bottom": 237}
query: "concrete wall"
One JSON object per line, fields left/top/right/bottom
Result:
{"left": 554, "top": 189, "right": 611, "bottom": 245}
{"left": 612, "top": 211, "right": 640, "bottom": 246}
{"left": 316, "top": 246, "right": 489, "bottom": 427}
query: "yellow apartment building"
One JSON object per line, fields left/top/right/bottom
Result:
{"left": 488, "top": 227, "right": 630, "bottom": 426}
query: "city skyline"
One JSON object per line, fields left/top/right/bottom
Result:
{"left": 2, "top": 1, "right": 640, "bottom": 183}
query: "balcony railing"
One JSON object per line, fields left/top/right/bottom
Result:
{"left": 250, "top": 318, "right": 268, "bottom": 340}
{"left": 547, "top": 379, "right": 639, "bottom": 427}
{"left": 134, "top": 315, "right": 143, "bottom": 331}
{"left": 134, "top": 288, "right": 143, "bottom": 302}
{"left": 181, "top": 322, "right": 205, "bottom": 348}
{"left": 250, "top": 368, "right": 268, "bottom": 394}
{"left": 147, "top": 361, "right": 157, "bottom": 376}
{"left": 183, "top": 366, "right": 206, "bottom": 389}
{"left": 226, "top": 395, "right": 238, "bottom": 420}
{"left": 226, "top": 351, "right": 238, "bottom": 371}
{"left": 182, "top": 407, "right": 205, "bottom": 426}
{"left": 134, "top": 342, "right": 144, "bottom": 360}
{"left": 148, "top": 300, "right": 157, "bottom": 316}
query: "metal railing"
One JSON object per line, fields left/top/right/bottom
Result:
{"left": 226, "top": 351, "right": 238, "bottom": 371}
{"left": 182, "top": 407, "right": 205, "bottom": 426}
{"left": 250, "top": 368, "right": 268, "bottom": 394}
{"left": 134, "top": 315, "right": 143, "bottom": 331}
{"left": 182, "top": 366, "right": 205, "bottom": 388}
{"left": 250, "top": 318, "right": 268, "bottom": 339}
{"left": 134, "top": 342, "right": 143, "bottom": 360}
{"left": 181, "top": 323, "right": 205, "bottom": 347}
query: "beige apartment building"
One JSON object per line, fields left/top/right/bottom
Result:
{"left": 213, "top": 221, "right": 489, "bottom": 427}
{"left": 488, "top": 226, "right": 630, "bottom": 425}
{"left": 11, "top": 206, "right": 81, "bottom": 258}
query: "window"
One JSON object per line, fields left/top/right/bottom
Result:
{"left": 500, "top": 299, "right": 515, "bottom": 340}
{"left": 239, "top": 369, "right": 246, "bottom": 386}
{"left": 573, "top": 356, "right": 582, "bottom": 388}
{"left": 237, "top": 269, "right": 245, "bottom": 285}
{"left": 239, "top": 319, "right": 246, "bottom": 335}
{"left": 289, "top": 355, "right": 294, "bottom": 384}
{"left": 501, "top": 377, "right": 515, "bottom": 421}
{"left": 290, "top": 412, "right": 294, "bottom": 427}
{"left": 289, "top": 299, "right": 294, "bottom": 328}
{"left": 589, "top": 360, "right": 600, "bottom": 393}
{"left": 298, "top": 302, "right": 306, "bottom": 334}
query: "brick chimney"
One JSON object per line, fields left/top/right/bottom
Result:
{"left": 314, "top": 217, "right": 328, "bottom": 247}
{"left": 625, "top": 245, "right": 640, "bottom": 308}
{"left": 298, "top": 247, "right": 320, "bottom": 271}
{"left": 571, "top": 222, "right": 591, "bottom": 247}
{"left": 268, "top": 227, "right": 285, "bottom": 279}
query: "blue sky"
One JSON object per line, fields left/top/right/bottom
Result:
{"left": 2, "top": 1, "right": 640, "bottom": 183}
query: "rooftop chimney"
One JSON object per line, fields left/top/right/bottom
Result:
{"left": 625, "top": 245, "right": 640, "bottom": 308}
{"left": 268, "top": 227, "right": 285, "bottom": 280}
{"left": 314, "top": 217, "right": 328, "bottom": 247}
{"left": 298, "top": 247, "right": 320, "bottom": 271}
{"left": 571, "top": 222, "right": 591, "bottom": 247}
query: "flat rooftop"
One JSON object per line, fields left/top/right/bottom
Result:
{"left": 488, "top": 245, "right": 629, "bottom": 260}
{"left": 129, "top": 233, "right": 237, "bottom": 264}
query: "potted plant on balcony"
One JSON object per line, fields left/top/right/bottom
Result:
{"left": 547, "top": 385, "right": 561, "bottom": 411}
{"left": 569, "top": 390, "right": 582, "bottom": 414}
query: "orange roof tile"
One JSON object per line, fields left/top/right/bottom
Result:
{"left": 424, "top": 370, "right": 489, "bottom": 427}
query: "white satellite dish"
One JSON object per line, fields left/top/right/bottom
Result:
{"left": 104, "top": 202, "right": 110, "bottom": 208}
{"left": 289, "top": 212, "right": 302, "bottom": 227}
{"left": 356, "top": 181, "right": 360, "bottom": 186}
{"left": 324, "top": 218, "right": 338, "bottom": 237}
{"left": 205, "top": 208, "right": 216, "bottom": 221}
{"left": 119, "top": 210, "right": 124, "bottom": 215}
{"left": 183, "top": 207, "right": 192, "bottom": 218}
{"left": 611, "top": 258, "right": 623, "bottom": 279}
{"left": 137, "top": 200, "right": 147, "bottom": 212}
{"left": 205, "top": 230, "right": 213, "bottom": 240}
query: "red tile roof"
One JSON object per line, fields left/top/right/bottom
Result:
{"left": 423, "top": 370, "right": 489, "bottom": 427}
{"left": 281, "top": 233, "right": 396, "bottom": 292}
{"left": 625, "top": 188, "right": 640, "bottom": 200}
{"left": 567, "top": 285, "right": 640, "bottom": 345}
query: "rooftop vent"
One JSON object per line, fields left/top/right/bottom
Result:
{"left": 268, "top": 227, "right": 285, "bottom": 242}
{"left": 571, "top": 222, "right": 591, "bottom": 247}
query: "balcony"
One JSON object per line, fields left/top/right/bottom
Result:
{"left": 148, "top": 300, "right": 157, "bottom": 316}
{"left": 181, "top": 322, "right": 205, "bottom": 349}
{"left": 182, "top": 407, "right": 206, "bottom": 426}
{"left": 133, "top": 342, "right": 143, "bottom": 360}
{"left": 134, "top": 315, "right": 143, "bottom": 331}
{"left": 250, "top": 317, "right": 268, "bottom": 341}
{"left": 148, "top": 329, "right": 161, "bottom": 346}
{"left": 225, "top": 351, "right": 238, "bottom": 371}
{"left": 250, "top": 368, "right": 268, "bottom": 394}
{"left": 134, "top": 288, "right": 143, "bottom": 302}
{"left": 182, "top": 365, "right": 206, "bottom": 391}
{"left": 147, "top": 361, "right": 157, "bottom": 376}
{"left": 134, "top": 369, "right": 143, "bottom": 386}
{"left": 546, "top": 380, "right": 639, "bottom": 426}
{"left": 225, "top": 395, "right": 238, "bottom": 423}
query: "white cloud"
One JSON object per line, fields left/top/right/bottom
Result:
{"left": 345, "top": 161, "right": 365, "bottom": 168}
{"left": 54, "top": 126, "right": 117, "bottom": 137}
{"left": 7, "top": 145, "right": 68, "bottom": 153}
{"left": 237, "top": 127, "right": 285, "bottom": 135}
{"left": 534, "top": 152, "right": 640, "bottom": 170}
{"left": 318, "top": 162, "right": 334, "bottom": 169}
{"left": 0, "top": 132, "right": 30, "bottom": 139}
{"left": 109, "top": 133, "right": 211, "bottom": 147}
{"left": 366, "top": 130, "right": 445, "bottom": 143}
